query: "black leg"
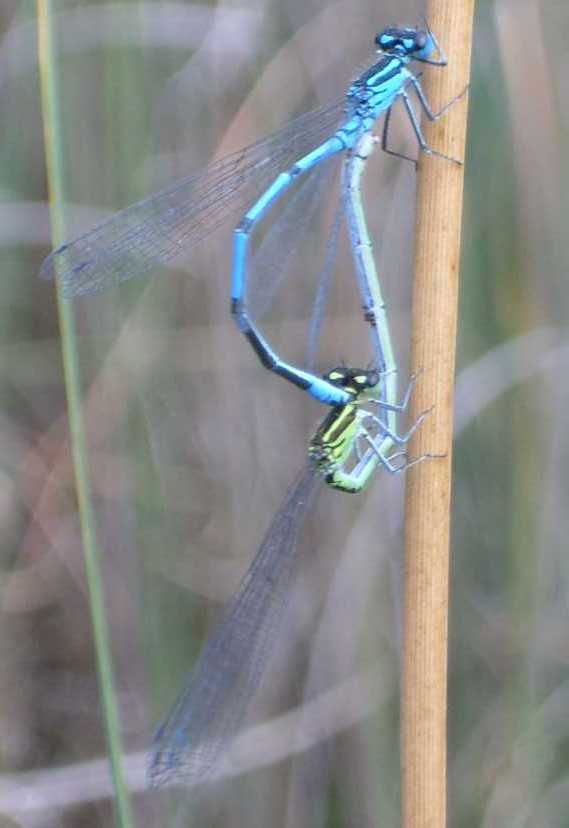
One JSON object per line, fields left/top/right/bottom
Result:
{"left": 402, "top": 92, "right": 463, "bottom": 165}
{"left": 409, "top": 75, "right": 469, "bottom": 122}
{"left": 380, "top": 104, "right": 418, "bottom": 165}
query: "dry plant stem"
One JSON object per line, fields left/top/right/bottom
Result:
{"left": 402, "top": 2, "right": 475, "bottom": 827}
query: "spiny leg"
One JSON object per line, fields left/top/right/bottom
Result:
{"left": 382, "top": 73, "right": 468, "bottom": 166}
{"left": 408, "top": 74, "right": 469, "bottom": 122}
{"left": 360, "top": 429, "right": 442, "bottom": 475}
{"left": 401, "top": 91, "right": 463, "bottom": 165}
{"left": 391, "top": 450, "right": 445, "bottom": 474}
{"left": 358, "top": 429, "right": 411, "bottom": 475}
{"left": 380, "top": 105, "right": 418, "bottom": 165}
{"left": 368, "top": 371, "right": 422, "bottom": 414}
{"left": 362, "top": 405, "right": 433, "bottom": 446}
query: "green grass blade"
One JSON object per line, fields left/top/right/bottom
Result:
{"left": 36, "top": 2, "right": 134, "bottom": 825}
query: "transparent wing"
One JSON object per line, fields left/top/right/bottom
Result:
{"left": 248, "top": 154, "right": 338, "bottom": 322}
{"left": 149, "top": 465, "right": 321, "bottom": 787}
{"left": 40, "top": 101, "right": 346, "bottom": 298}
{"left": 306, "top": 193, "right": 345, "bottom": 370}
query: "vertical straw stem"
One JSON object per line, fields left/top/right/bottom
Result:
{"left": 36, "top": 2, "right": 134, "bottom": 825}
{"left": 402, "top": 2, "right": 475, "bottom": 827}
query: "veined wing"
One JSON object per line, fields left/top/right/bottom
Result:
{"left": 40, "top": 101, "right": 346, "bottom": 298}
{"left": 149, "top": 465, "right": 321, "bottom": 787}
{"left": 248, "top": 153, "right": 338, "bottom": 323}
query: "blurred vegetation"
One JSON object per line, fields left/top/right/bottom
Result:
{"left": 1, "top": 0, "right": 569, "bottom": 826}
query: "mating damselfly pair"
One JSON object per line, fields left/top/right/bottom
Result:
{"left": 41, "top": 23, "right": 465, "bottom": 786}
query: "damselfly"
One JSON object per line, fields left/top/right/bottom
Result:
{"left": 148, "top": 123, "right": 444, "bottom": 786}
{"left": 41, "top": 23, "right": 465, "bottom": 420}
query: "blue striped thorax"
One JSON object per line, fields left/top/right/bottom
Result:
{"left": 347, "top": 26, "right": 433, "bottom": 120}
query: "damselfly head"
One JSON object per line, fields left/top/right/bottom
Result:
{"left": 375, "top": 27, "right": 435, "bottom": 60}
{"left": 324, "top": 367, "right": 380, "bottom": 394}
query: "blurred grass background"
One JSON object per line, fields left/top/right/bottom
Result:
{"left": 1, "top": 0, "right": 568, "bottom": 825}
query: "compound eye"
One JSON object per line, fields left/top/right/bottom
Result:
{"left": 415, "top": 31, "right": 428, "bottom": 50}
{"left": 367, "top": 370, "right": 380, "bottom": 387}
